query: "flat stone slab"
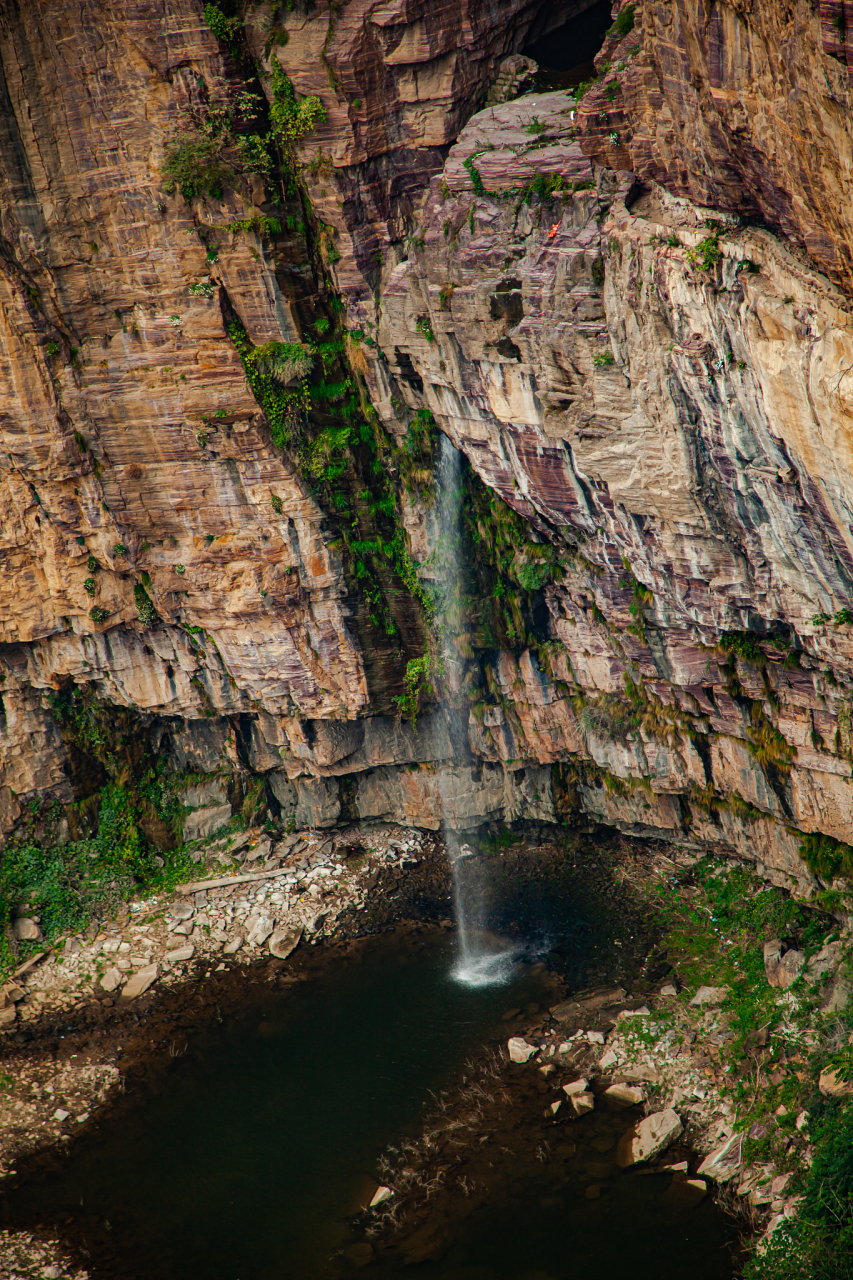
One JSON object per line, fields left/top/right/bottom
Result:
{"left": 269, "top": 926, "right": 303, "bottom": 960}
{"left": 696, "top": 1133, "right": 743, "bottom": 1181}
{"left": 121, "top": 963, "right": 159, "bottom": 1000}
{"left": 604, "top": 1083, "right": 645, "bottom": 1109}
{"left": 690, "top": 986, "right": 730, "bottom": 1006}
{"left": 616, "top": 1109, "right": 683, "bottom": 1167}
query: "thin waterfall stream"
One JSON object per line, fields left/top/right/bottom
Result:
{"left": 434, "top": 434, "right": 520, "bottom": 988}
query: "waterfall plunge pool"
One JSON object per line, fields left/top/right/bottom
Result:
{"left": 2, "top": 863, "right": 740, "bottom": 1280}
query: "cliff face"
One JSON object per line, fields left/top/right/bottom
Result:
{"left": 3, "top": 0, "right": 853, "bottom": 901}
{"left": 577, "top": 0, "right": 853, "bottom": 290}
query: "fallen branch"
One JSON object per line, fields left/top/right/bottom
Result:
{"left": 177, "top": 867, "right": 291, "bottom": 895}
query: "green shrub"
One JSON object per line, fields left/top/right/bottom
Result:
{"left": 227, "top": 213, "right": 282, "bottom": 237}
{"left": 83, "top": 577, "right": 96, "bottom": 595}
{"left": 686, "top": 233, "right": 723, "bottom": 271}
{"left": 270, "top": 493, "right": 283, "bottom": 514}
{"left": 89, "top": 606, "right": 109, "bottom": 625}
{"left": 162, "top": 133, "right": 237, "bottom": 201}
{"left": 202, "top": 2, "right": 242, "bottom": 45}
{"left": 463, "top": 155, "right": 485, "bottom": 196}
{"left": 113, "top": 543, "right": 127, "bottom": 557}
{"left": 134, "top": 583, "right": 157, "bottom": 626}
{"left": 798, "top": 831, "right": 853, "bottom": 881}
{"left": 744, "top": 1103, "right": 853, "bottom": 1280}
{"left": 608, "top": 4, "right": 636, "bottom": 37}
{"left": 719, "top": 629, "right": 763, "bottom": 662}
{"left": 593, "top": 350, "right": 614, "bottom": 367}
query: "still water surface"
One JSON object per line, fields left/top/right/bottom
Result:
{"left": 6, "top": 909, "right": 737, "bottom": 1279}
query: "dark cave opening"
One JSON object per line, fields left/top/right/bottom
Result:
{"left": 523, "top": 0, "right": 612, "bottom": 90}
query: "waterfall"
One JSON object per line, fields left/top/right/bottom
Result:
{"left": 433, "top": 434, "right": 518, "bottom": 988}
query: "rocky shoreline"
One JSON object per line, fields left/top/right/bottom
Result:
{"left": 1, "top": 827, "right": 851, "bottom": 1278}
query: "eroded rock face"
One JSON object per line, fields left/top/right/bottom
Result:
{"left": 577, "top": 0, "right": 853, "bottom": 292}
{"left": 3, "top": 0, "right": 853, "bottom": 887}
{"left": 355, "top": 87, "right": 853, "bottom": 888}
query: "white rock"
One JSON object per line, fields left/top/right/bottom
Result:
{"left": 166, "top": 946, "right": 195, "bottom": 964}
{"left": 223, "top": 937, "right": 243, "bottom": 955}
{"left": 696, "top": 1133, "right": 744, "bottom": 1181}
{"left": 507, "top": 1037, "right": 536, "bottom": 1063}
{"left": 587, "top": 1030, "right": 605, "bottom": 1043}
{"left": 618, "top": 1005, "right": 650, "bottom": 1018}
{"left": 562, "top": 1078, "right": 589, "bottom": 1097}
{"left": 806, "top": 941, "right": 842, "bottom": 981}
{"left": 167, "top": 903, "right": 195, "bottom": 923}
{"left": 604, "top": 1083, "right": 645, "bottom": 1109}
{"left": 569, "top": 1091, "right": 595, "bottom": 1116}
{"left": 369, "top": 1185, "right": 394, "bottom": 1207}
{"left": 557, "top": 1042, "right": 571, "bottom": 1054}
{"left": 100, "top": 967, "right": 123, "bottom": 993}
{"left": 598, "top": 1048, "right": 619, "bottom": 1070}
{"left": 659, "top": 983, "right": 678, "bottom": 997}
{"left": 616, "top": 1109, "right": 683, "bottom": 1167}
{"left": 689, "top": 986, "right": 730, "bottom": 1006}
{"left": 549, "top": 1100, "right": 562, "bottom": 1114}
{"left": 121, "top": 964, "right": 159, "bottom": 1000}
{"left": 53, "top": 1109, "right": 70, "bottom": 1122}
{"left": 246, "top": 914, "right": 275, "bottom": 946}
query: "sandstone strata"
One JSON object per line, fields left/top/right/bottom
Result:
{"left": 2, "top": 0, "right": 853, "bottom": 898}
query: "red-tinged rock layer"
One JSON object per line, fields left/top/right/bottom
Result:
{"left": 577, "top": 0, "right": 853, "bottom": 291}
{"left": 357, "top": 87, "right": 853, "bottom": 890}
{"left": 257, "top": 0, "right": 600, "bottom": 303}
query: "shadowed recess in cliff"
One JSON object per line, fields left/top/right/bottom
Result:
{"left": 524, "top": 0, "right": 613, "bottom": 85}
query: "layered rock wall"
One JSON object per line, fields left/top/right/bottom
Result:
{"left": 3, "top": 0, "right": 853, "bottom": 897}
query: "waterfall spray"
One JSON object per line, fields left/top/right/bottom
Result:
{"left": 433, "top": 434, "right": 518, "bottom": 987}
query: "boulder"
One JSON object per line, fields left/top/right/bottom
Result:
{"left": 183, "top": 804, "right": 231, "bottom": 842}
{"left": 806, "top": 941, "right": 843, "bottom": 981}
{"left": 562, "top": 1078, "right": 590, "bottom": 1097}
{"left": 99, "top": 967, "right": 123, "bottom": 993}
{"left": 604, "top": 1083, "right": 645, "bottom": 1109}
{"left": 763, "top": 940, "right": 805, "bottom": 988}
{"left": 819, "top": 973, "right": 852, "bottom": 1015}
{"left": 689, "top": 985, "right": 730, "bottom": 1006}
{"left": 245, "top": 838, "right": 272, "bottom": 862}
{"left": 245, "top": 914, "right": 275, "bottom": 946}
{"left": 696, "top": 1133, "right": 743, "bottom": 1182}
{"left": 269, "top": 926, "right": 302, "bottom": 960}
{"left": 121, "top": 963, "right": 159, "bottom": 1000}
{"left": 12, "top": 917, "right": 41, "bottom": 941}
{"left": 615, "top": 1109, "right": 683, "bottom": 1168}
{"left": 551, "top": 986, "right": 626, "bottom": 1020}
{"left": 507, "top": 1037, "right": 536, "bottom": 1063}
{"left": 818, "top": 1066, "right": 853, "bottom": 1098}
